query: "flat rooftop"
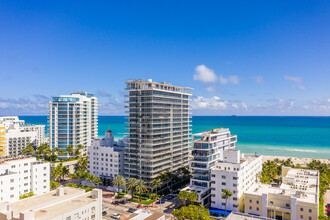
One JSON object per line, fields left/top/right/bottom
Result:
{"left": 0, "top": 187, "right": 97, "bottom": 220}
{"left": 246, "top": 167, "right": 319, "bottom": 204}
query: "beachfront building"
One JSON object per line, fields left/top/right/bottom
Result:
{"left": 0, "top": 157, "right": 50, "bottom": 203}
{"left": 87, "top": 130, "right": 126, "bottom": 186}
{"left": 183, "top": 128, "right": 237, "bottom": 207}
{"left": 244, "top": 167, "right": 319, "bottom": 220}
{"left": 49, "top": 92, "right": 98, "bottom": 156}
{"left": 124, "top": 79, "right": 192, "bottom": 182}
{"left": 0, "top": 187, "right": 102, "bottom": 220}
{"left": 209, "top": 149, "right": 262, "bottom": 217}
{"left": 0, "top": 116, "right": 46, "bottom": 156}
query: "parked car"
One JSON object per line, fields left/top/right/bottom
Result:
{"left": 128, "top": 208, "right": 136, "bottom": 213}
{"left": 112, "top": 201, "right": 119, "bottom": 205}
{"left": 119, "top": 199, "right": 127, "bottom": 204}
{"left": 111, "top": 213, "right": 121, "bottom": 219}
{"left": 102, "top": 211, "right": 107, "bottom": 216}
{"left": 156, "top": 200, "right": 165, "bottom": 204}
{"left": 171, "top": 194, "right": 178, "bottom": 197}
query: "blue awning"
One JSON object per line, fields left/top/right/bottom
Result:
{"left": 209, "top": 207, "right": 231, "bottom": 216}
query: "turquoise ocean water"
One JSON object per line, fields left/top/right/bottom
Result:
{"left": 20, "top": 116, "right": 330, "bottom": 159}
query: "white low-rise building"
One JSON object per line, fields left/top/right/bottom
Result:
{"left": 210, "top": 149, "right": 262, "bottom": 216}
{"left": 0, "top": 116, "right": 46, "bottom": 156}
{"left": 0, "top": 157, "right": 50, "bottom": 203}
{"left": 88, "top": 130, "right": 125, "bottom": 186}
{"left": 244, "top": 167, "right": 319, "bottom": 220}
{"left": 0, "top": 187, "right": 102, "bottom": 220}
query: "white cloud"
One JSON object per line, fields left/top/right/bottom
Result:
{"left": 206, "top": 86, "right": 216, "bottom": 93}
{"left": 284, "top": 75, "right": 307, "bottom": 90}
{"left": 253, "top": 76, "right": 264, "bottom": 84}
{"left": 193, "top": 65, "right": 218, "bottom": 83}
{"left": 284, "top": 75, "right": 302, "bottom": 83}
{"left": 219, "top": 75, "right": 240, "bottom": 85}
{"left": 242, "top": 102, "right": 248, "bottom": 110}
{"left": 327, "top": 98, "right": 330, "bottom": 103}
{"left": 232, "top": 104, "right": 238, "bottom": 109}
{"left": 191, "top": 96, "right": 228, "bottom": 110}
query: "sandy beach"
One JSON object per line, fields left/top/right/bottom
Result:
{"left": 262, "top": 155, "right": 330, "bottom": 166}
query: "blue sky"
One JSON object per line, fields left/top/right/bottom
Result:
{"left": 0, "top": 0, "right": 330, "bottom": 116}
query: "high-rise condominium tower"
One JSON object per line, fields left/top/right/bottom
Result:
{"left": 49, "top": 92, "right": 98, "bottom": 155}
{"left": 124, "top": 79, "right": 192, "bottom": 182}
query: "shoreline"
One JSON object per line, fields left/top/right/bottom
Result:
{"left": 261, "top": 155, "right": 330, "bottom": 165}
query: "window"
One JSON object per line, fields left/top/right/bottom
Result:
{"left": 66, "top": 217, "right": 71, "bottom": 220}
{"left": 211, "top": 174, "right": 215, "bottom": 177}
{"left": 286, "top": 203, "right": 290, "bottom": 208}
{"left": 309, "top": 217, "right": 312, "bottom": 220}
{"left": 309, "top": 209, "right": 312, "bottom": 213}
{"left": 270, "top": 201, "right": 273, "bottom": 205}
{"left": 249, "top": 200, "right": 252, "bottom": 203}
{"left": 222, "top": 182, "right": 226, "bottom": 186}
{"left": 233, "top": 183, "right": 237, "bottom": 187}
{"left": 249, "top": 206, "right": 252, "bottom": 210}
{"left": 222, "top": 175, "right": 226, "bottom": 179}
{"left": 222, "top": 203, "right": 226, "bottom": 206}
{"left": 233, "top": 197, "right": 237, "bottom": 201}
{"left": 257, "top": 207, "right": 259, "bottom": 211}
{"left": 10, "top": 179, "right": 14, "bottom": 183}
{"left": 300, "top": 208, "right": 303, "bottom": 211}
{"left": 256, "top": 200, "right": 259, "bottom": 204}
{"left": 300, "top": 215, "right": 303, "bottom": 219}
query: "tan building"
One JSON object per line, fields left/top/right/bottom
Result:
{"left": 244, "top": 167, "right": 319, "bottom": 220}
{"left": 0, "top": 187, "right": 102, "bottom": 220}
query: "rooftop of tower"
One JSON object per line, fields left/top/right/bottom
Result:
{"left": 125, "top": 79, "right": 192, "bottom": 94}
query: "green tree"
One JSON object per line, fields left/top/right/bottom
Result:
{"left": 173, "top": 205, "right": 211, "bottom": 220}
{"left": 135, "top": 179, "right": 148, "bottom": 202}
{"left": 19, "top": 191, "right": 35, "bottom": 200}
{"left": 50, "top": 181, "right": 60, "bottom": 190}
{"left": 76, "top": 157, "right": 88, "bottom": 172}
{"left": 66, "top": 145, "right": 74, "bottom": 157}
{"left": 178, "top": 190, "right": 189, "bottom": 206}
{"left": 126, "top": 178, "right": 137, "bottom": 199}
{"left": 113, "top": 175, "right": 126, "bottom": 196}
{"left": 222, "top": 189, "right": 233, "bottom": 217}
{"left": 22, "top": 143, "right": 35, "bottom": 155}
{"left": 150, "top": 178, "right": 162, "bottom": 195}
{"left": 188, "top": 192, "right": 198, "bottom": 204}
{"left": 150, "top": 193, "right": 160, "bottom": 207}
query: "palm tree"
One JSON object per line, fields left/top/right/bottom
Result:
{"left": 66, "top": 145, "right": 74, "bottom": 157}
{"left": 93, "top": 176, "right": 103, "bottom": 188}
{"left": 222, "top": 189, "right": 233, "bottom": 217}
{"left": 178, "top": 190, "right": 189, "bottom": 206}
{"left": 150, "top": 178, "right": 162, "bottom": 195}
{"left": 77, "top": 157, "right": 88, "bottom": 171}
{"left": 127, "top": 178, "right": 137, "bottom": 199}
{"left": 113, "top": 175, "right": 126, "bottom": 196}
{"left": 135, "top": 179, "right": 148, "bottom": 203}
{"left": 188, "top": 192, "right": 198, "bottom": 204}
{"left": 150, "top": 193, "right": 160, "bottom": 207}
{"left": 52, "top": 147, "right": 59, "bottom": 155}
{"left": 61, "top": 166, "right": 69, "bottom": 181}
{"left": 22, "top": 143, "right": 35, "bottom": 155}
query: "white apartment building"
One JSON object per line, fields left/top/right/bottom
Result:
{"left": 125, "top": 79, "right": 192, "bottom": 182}
{"left": 0, "top": 116, "right": 46, "bottom": 156}
{"left": 209, "top": 149, "right": 262, "bottom": 217}
{"left": 183, "top": 128, "right": 237, "bottom": 207}
{"left": 0, "top": 157, "right": 50, "bottom": 203}
{"left": 88, "top": 130, "right": 125, "bottom": 186}
{"left": 49, "top": 92, "right": 98, "bottom": 155}
{"left": 0, "top": 187, "right": 102, "bottom": 220}
{"left": 244, "top": 167, "right": 319, "bottom": 220}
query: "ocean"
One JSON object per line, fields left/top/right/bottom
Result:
{"left": 20, "top": 116, "right": 330, "bottom": 159}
